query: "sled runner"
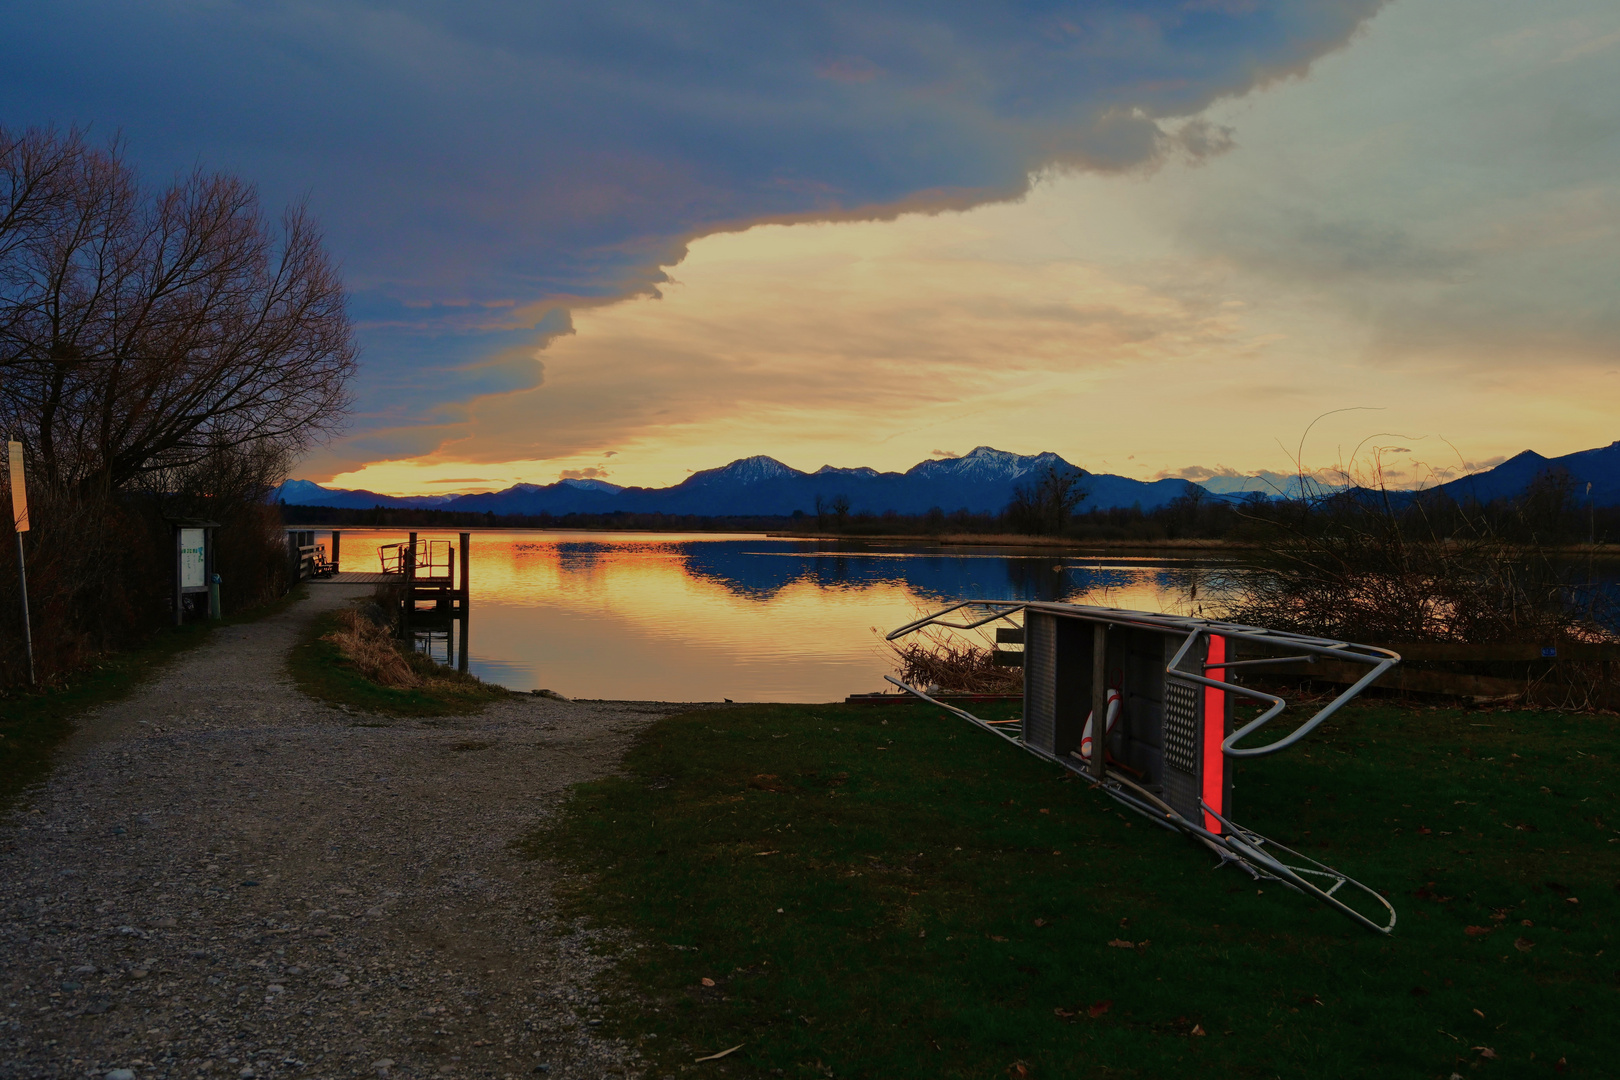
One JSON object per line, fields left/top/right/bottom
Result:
{"left": 885, "top": 601, "right": 1401, "bottom": 934}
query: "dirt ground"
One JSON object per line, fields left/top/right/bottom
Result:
{"left": 0, "top": 584, "right": 688, "bottom": 1080}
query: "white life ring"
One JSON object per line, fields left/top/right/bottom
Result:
{"left": 1079, "top": 688, "right": 1122, "bottom": 759}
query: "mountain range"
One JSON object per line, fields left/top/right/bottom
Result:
{"left": 278, "top": 447, "right": 1201, "bottom": 516}
{"left": 1425, "top": 441, "right": 1620, "bottom": 507}
{"left": 277, "top": 440, "right": 1620, "bottom": 518}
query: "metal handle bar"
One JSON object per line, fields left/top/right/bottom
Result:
{"left": 885, "top": 601, "right": 1023, "bottom": 641}
{"left": 1207, "top": 654, "right": 1313, "bottom": 670}
{"left": 1165, "top": 624, "right": 1398, "bottom": 757}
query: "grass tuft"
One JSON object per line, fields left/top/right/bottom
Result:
{"left": 533, "top": 700, "right": 1619, "bottom": 1078}
{"left": 289, "top": 606, "right": 508, "bottom": 716}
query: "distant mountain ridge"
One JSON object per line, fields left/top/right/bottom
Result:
{"left": 1425, "top": 442, "right": 1620, "bottom": 507}
{"left": 278, "top": 446, "right": 1202, "bottom": 516}
{"left": 277, "top": 439, "right": 1620, "bottom": 517}
{"left": 275, "top": 479, "right": 459, "bottom": 510}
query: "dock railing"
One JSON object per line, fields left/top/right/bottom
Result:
{"left": 379, "top": 538, "right": 454, "bottom": 581}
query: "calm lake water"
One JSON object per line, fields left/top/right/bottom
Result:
{"left": 322, "top": 530, "right": 1238, "bottom": 702}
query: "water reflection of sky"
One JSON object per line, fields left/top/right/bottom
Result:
{"left": 323, "top": 531, "right": 1236, "bottom": 702}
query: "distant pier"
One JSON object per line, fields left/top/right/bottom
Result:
{"left": 289, "top": 528, "right": 472, "bottom": 672}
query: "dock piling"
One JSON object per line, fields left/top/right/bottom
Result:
{"left": 458, "top": 532, "right": 470, "bottom": 672}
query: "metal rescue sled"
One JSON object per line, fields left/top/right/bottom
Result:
{"left": 885, "top": 602, "right": 1402, "bottom": 933}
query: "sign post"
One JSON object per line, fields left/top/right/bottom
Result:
{"left": 7, "top": 439, "right": 34, "bottom": 685}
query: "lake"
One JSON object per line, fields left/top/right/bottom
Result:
{"left": 321, "top": 530, "right": 1240, "bottom": 702}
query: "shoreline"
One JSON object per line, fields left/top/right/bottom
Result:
{"left": 280, "top": 523, "right": 1620, "bottom": 558}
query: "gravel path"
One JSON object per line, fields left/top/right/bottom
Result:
{"left": 1, "top": 585, "right": 685, "bottom": 1080}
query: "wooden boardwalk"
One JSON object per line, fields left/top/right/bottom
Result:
{"left": 316, "top": 571, "right": 397, "bottom": 584}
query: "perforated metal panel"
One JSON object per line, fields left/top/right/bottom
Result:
{"left": 1163, "top": 678, "right": 1200, "bottom": 774}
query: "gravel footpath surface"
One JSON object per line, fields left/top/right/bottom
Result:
{"left": 1, "top": 585, "right": 686, "bottom": 1080}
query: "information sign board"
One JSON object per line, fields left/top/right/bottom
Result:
{"left": 180, "top": 528, "right": 206, "bottom": 589}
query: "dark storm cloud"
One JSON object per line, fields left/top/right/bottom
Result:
{"left": 0, "top": 0, "right": 1383, "bottom": 442}
{"left": 4, "top": 2, "right": 1383, "bottom": 298}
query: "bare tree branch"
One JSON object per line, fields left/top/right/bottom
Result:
{"left": 0, "top": 126, "right": 357, "bottom": 492}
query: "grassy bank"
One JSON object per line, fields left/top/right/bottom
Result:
{"left": 288, "top": 607, "right": 509, "bottom": 717}
{"left": 0, "top": 587, "right": 307, "bottom": 809}
{"left": 534, "top": 700, "right": 1619, "bottom": 1078}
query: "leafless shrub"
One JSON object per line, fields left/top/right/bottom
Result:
{"left": 0, "top": 486, "right": 162, "bottom": 683}
{"left": 885, "top": 623, "right": 1022, "bottom": 694}
{"left": 1222, "top": 470, "right": 1611, "bottom": 647}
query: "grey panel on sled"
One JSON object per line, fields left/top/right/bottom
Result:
{"left": 1023, "top": 610, "right": 1057, "bottom": 755}
{"left": 1113, "top": 628, "right": 1170, "bottom": 783}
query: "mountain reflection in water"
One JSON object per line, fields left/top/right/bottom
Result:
{"left": 328, "top": 531, "right": 1235, "bottom": 702}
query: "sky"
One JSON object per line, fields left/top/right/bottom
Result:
{"left": 5, "top": 0, "right": 1617, "bottom": 495}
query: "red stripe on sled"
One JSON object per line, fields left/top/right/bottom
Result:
{"left": 1202, "top": 635, "right": 1226, "bottom": 834}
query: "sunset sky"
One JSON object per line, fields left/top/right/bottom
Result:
{"left": 6, "top": 0, "right": 1617, "bottom": 494}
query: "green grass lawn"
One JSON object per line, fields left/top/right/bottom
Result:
{"left": 534, "top": 700, "right": 1619, "bottom": 1079}
{"left": 287, "top": 608, "right": 510, "bottom": 717}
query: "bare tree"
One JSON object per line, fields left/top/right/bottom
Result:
{"left": 0, "top": 125, "right": 356, "bottom": 493}
{"left": 1007, "top": 464, "right": 1087, "bottom": 535}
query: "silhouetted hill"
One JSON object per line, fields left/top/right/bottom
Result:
{"left": 274, "top": 478, "right": 458, "bottom": 509}
{"left": 1428, "top": 442, "right": 1620, "bottom": 506}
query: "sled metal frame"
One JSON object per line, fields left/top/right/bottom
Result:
{"left": 885, "top": 601, "right": 1401, "bottom": 934}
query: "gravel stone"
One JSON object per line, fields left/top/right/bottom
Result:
{"left": 2, "top": 584, "right": 689, "bottom": 1079}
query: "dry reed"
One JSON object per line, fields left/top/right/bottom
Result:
{"left": 322, "top": 608, "right": 421, "bottom": 688}
{"left": 886, "top": 624, "right": 1022, "bottom": 695}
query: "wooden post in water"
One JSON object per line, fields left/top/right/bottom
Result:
{"left": 404, "top": 531, "right": 417, "bottom": 638}
{"left": 331, "top": 530, "right": 341, "bottom": 574}
{"left": 458, "top": 532, "right": 471, "bottom": 673}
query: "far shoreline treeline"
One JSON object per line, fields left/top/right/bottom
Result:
{"left": 280, "top": 463, "right": 1620, "bottom": 549}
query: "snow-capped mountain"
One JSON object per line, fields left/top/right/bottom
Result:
{"left": 906, "top": 446, "right": 1068, "bottom": 482}
{"left": 680, "top": 455, "right": 803, "bottom": 488}
{"left": 557, "top": 477, "right": 624, "bottom": 493}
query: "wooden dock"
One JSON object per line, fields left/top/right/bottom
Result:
{"left": 286, "top": 529, "right": 473, "bottom": 672}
